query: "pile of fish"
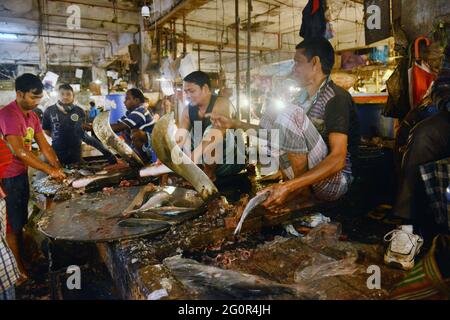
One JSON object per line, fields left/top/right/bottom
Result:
{"left": 118, "top": 185, "right": 206, "bottom": 228}
{"left": 32, "top": 166, "right": 140, "bottom": 200}
{"left": 32, "top": 168, "right": 93, "bottom": 199}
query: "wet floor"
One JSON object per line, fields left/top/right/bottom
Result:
{"left": 18, "top": 145, "right": 414, "bottom": 299}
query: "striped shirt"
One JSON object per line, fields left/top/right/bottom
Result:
{"left": 296, "top": 79, "right": 360, "bottom": 177}
{"left": 119, "top": 105, "right": 155, "bottom": 133}
{"left": 259, "top": 79, "right": 359, "bottom": 201}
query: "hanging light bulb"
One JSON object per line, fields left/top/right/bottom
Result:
{"left": 141, "top": 4, "right": 150, "bottom": 18}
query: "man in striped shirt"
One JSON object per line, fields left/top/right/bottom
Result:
{"left": 209, "top": 38, "right": 360, "bottom": 210}
{"left": 110, "top": 88, "right": 157, "bottom": 163}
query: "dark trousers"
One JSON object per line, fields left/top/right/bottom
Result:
{"left": 395, "top": 110, "right": 450, "bottom": 224}
{"left": 55, "top": 148, "right": 81, "bottom": 165}
{"left": 2, "top": 174, "right": 29, "bottom": 233}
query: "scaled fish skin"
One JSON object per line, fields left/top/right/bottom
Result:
{"left": 93, "top": 111, "right": 144, "bottom": 167}
{"left": 151, "top": 113, "right": 218, "bottom": 200}
{"left": 134, "top": 191, "right": 172, "bottom": 212}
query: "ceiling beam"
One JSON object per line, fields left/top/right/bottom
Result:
{"left": 185, "top": 37, "right": 275, "bottom": 52}
{"left": 146, "top": 0, "right": 209, "bottom": 29}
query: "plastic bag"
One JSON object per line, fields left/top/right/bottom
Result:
{"left": 294, "top": 256, "right": 361, "bottom": 283}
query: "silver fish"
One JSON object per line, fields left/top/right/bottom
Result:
{"left": 93, "top": 110, "right": 144, "bottom": 167}
{"left": 126, "top": 191, "right": 172, "bottom": 214}
{"left": 118, "top": 218, "right": 172, "bottom": 228}
{"left": 234, "top": 191, "right": 270, "bottom": 235}
{"left": 72, "top": 172, "right": 121, "bottom": 189}
{"left": 78, "top": 169, "right": 94, "bottom": 176}
{"left": 151, "top": 112, "right": 218, "bottom": 200}
{"left": 163, "top": 256, "right": 306, "bottom": 299}
{"left": 140, "top": 206, "right": 195, "bottom": 216}
{"left": 139, "top": 163, "right": 172, "bottom": 177}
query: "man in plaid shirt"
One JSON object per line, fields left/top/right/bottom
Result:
{"left": 394, "top": 44, "right": 450, "bottom": 237}
{"left": 0, "top": 138, "right": 20, "bottom": 300}
{"left": 209, "top": 38, "right": 360, "bottom": 209}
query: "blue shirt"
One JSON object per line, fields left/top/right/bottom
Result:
{"left": 42, "top": 104, "right": 85, "bottom": 152}
{"left": 88, "top": 107, "right": 100, "bottom": 121}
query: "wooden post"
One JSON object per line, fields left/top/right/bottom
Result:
{"left": 197, "top": 43, "right": 201, "bottom": 71}
{"left": 156, "top": 29, "right": 161, "bottom": 67}
{"left": 183, "top": 14, "right": 187, "bottom": 55}
{"left": 173, "top": 19, "right": 177, "bottom": 59}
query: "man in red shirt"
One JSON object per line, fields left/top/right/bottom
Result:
{"left": 0, "top": 73, "right": 66, "bottom": 280}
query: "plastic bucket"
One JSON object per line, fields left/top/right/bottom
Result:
{"left": 105, "top": 93, "right": 127, "bottom": 124}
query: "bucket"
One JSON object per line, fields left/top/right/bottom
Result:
{"left": 105, "top": 93, "right": 127, "bottom": 124}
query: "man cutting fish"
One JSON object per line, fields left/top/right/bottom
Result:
{"left": 176, "top": 71, "right": 246, "bottom": 181}
{"left": 208, "top": 38, "right": 360, "bottom": 210}
{"left": 0, "top": 74, "right": 66, "bottom": 281}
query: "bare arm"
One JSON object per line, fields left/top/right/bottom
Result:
{"left": 110, "top": 122, "right": 129, "bottom": 132}
{"left": 262, "top": 132, "right": 348, "bottom": 209}
{"left": 35, "top": 131, "right": 62, "bottom": 169}
{"left": 286, "top": 132, "right": 347, "bottom": 188}
{"left": 207, "top": 112, "right": 260, "bottom": 135}
{"left": 5, "top": 135, "right": 65, "bottom": 180}
{"left": 82, "top": 123, "right": 92, "bottom": 131}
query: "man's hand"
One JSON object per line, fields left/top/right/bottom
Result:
{"left": 48, "top": 168, "right": 67, "bottom": 181}
{"left": 83, "top": 123, "right": 93, "bottom": 131}
{"left": 260, "top": 183, "right": 293, "bottom": 211}
{"left": 206, "top": 112, "right": 235, "bottom": 130}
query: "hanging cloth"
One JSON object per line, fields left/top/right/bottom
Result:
{"left": 299, "top": 0, "right": 326, "bottom": 40}
{"left": 311, "top": 0, "right": 320, "bottom": 14}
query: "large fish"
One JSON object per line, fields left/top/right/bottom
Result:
{"left": 234, "top": 191, "right": 270, "bottom": 235}
{"left": 163, "top": 256, "right": 312, "bottom": 299}
{"left": 118, "top": 218, "right": 173, "bottom": 229}
{"left": 139, "top": 163, "right": 172, "bottom": 177}
{"left": 123, "top": 186, "right": 204, "bottom": 215}
{"left": 151, "top": 113, "right": 218, "bottom": 200}
{"left": 119, "top": 186, "right": 206, "bottom": 226}
{"left": 129, "top": 191, "right": 172, "bottom": 212}
{"left": 93, "top": 110, "right": 144, "bottom": 168}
